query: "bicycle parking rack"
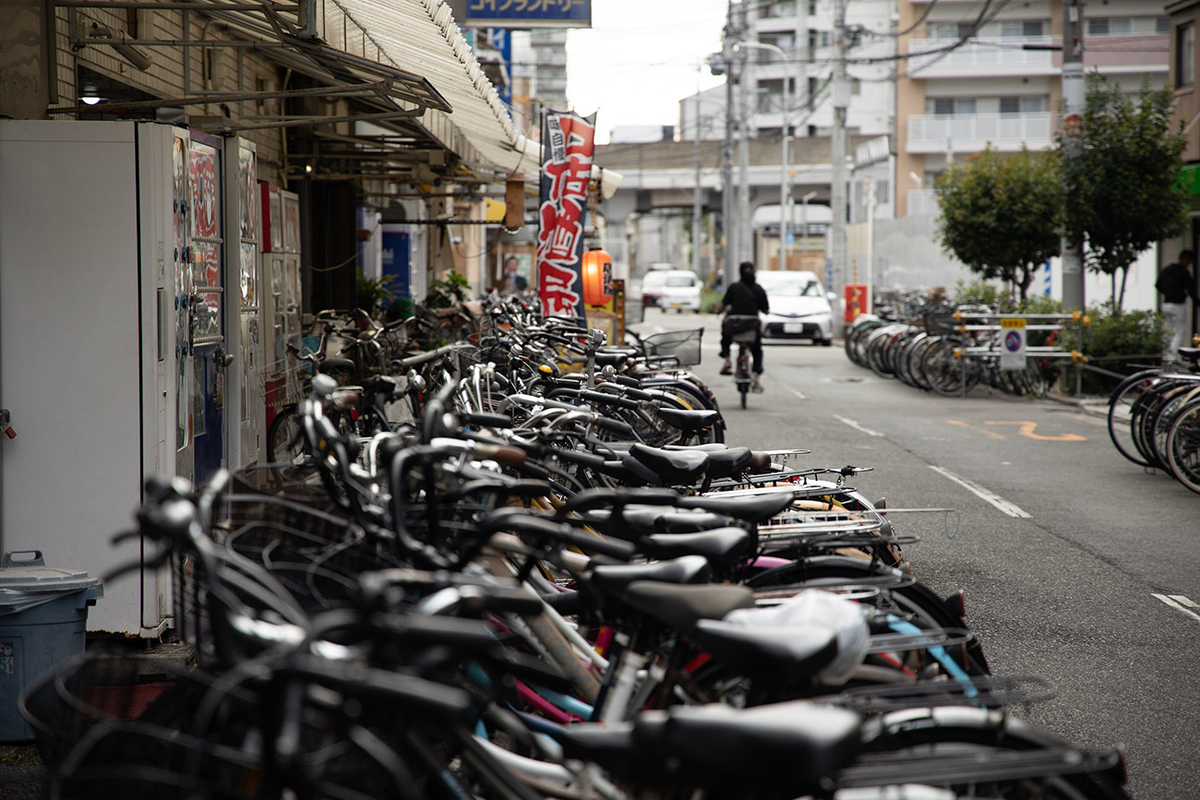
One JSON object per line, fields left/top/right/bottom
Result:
{"left": 949, "top": 311, "right": 1089, "bottom": 398}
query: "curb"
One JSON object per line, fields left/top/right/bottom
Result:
{"left": 1044, "top": 390, "right": 1108, "bottom": 419}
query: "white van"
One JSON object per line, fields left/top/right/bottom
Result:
{"left": 642, "top": 269, "right": 702, "bottom": 312}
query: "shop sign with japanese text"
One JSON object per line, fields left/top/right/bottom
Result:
{"left": 537, "top": 111, "right": 595, "bottom": 321}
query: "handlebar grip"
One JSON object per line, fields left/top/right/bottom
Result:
{"left": 551, "top": 448, "right": 607, "bottom": 470}
{"left": 581, "top": 390, "right": 640, "bottom": 410}
{"left": 594, "top": 417, "right": 636, "bottom": 437}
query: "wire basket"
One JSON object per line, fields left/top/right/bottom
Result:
{"left": 642, "top": 328, "right": 703, "bottom": 367}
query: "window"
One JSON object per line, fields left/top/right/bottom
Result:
{"left": 1178, "top": 23, "right": 1195, "bottom": 88}
{"left": 807, "top": 76, "right": 819, "bottom": 109}
{"left": 1090, "top": 16, "right": 1167, "bottom": 36}
{"left": 928, "top": 97, "right": 976, "bottom": 116}
{"left": 999, "top": 96, "right": 1047, "bottom": 114}
{"left": 807, "top": 0, "right": 817, "bottom": 15}
{"left": 928, "top": 22, "right": 974, "bottom": 40}
{"left": 1000, "top": 20, "right": 1044, "bottom": 38}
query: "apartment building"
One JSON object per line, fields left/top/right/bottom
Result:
{"left": 896, "top": 0, "right": 1169, "bottom": 218}
{"left": 680, "top": 0, "right": 895, "bottom": 142}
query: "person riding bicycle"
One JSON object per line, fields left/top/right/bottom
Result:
{"left": 718, "top": 261, "right": 769, "bottom": 392}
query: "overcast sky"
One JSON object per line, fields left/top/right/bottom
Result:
{"left": 566, "top": 0, "right": 728, "bottom": 143}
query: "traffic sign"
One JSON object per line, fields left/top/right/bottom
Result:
{"left": 1000, "top": 318, "right": 1026, "bottom": 371}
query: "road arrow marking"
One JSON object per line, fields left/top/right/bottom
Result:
{"left": 928, "top": 465, "right": 1032, "bottom": 518}
{"left": 1152, "top": 594, "right": 1200, "bottom": 623}
{"left": 984, "top": 421, "right": 1086, "bottom": 442}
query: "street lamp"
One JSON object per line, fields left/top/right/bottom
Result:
{"left": 733, "top": 40, "right": 791, "bottom": 270}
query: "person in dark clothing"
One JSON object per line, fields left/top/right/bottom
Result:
{"left": 1157, "top": 249, "right": 1199, "bottom": 360}
{"left": 717, "top": 261, "right": 770, "bottom": 391}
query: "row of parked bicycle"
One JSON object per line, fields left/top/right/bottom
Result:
{"left": 21, "top": 295, "right": 1133, "bottom": 799}
{"left": 844, "top": 310, "right": 1067, "bottom": 398}
{"left": 1106, "top": 347, "right": 1200, "bottom": 494}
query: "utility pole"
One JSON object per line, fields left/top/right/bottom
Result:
{"left": 831, "top": 0, "right": 849, "bottom": 305}
{"left": 1060, "top": 0, "right": 1085, "bottom": 312}
{"left": 692, "top": 87, "right": 703, "bottom": 279}
{"left": 735, "top": 0, "right": 751, "bottom": 268}
{"left": 721, "top": 0, "right": 736, "bottom": 286}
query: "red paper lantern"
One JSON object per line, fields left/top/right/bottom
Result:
{"left": 582, "top": 249, "right": 613, "bottom": 306}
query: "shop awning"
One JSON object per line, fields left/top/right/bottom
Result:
{"left": 333, "top": 0, "right": 541, "bottom": 180}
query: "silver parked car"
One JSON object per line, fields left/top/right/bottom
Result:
{"left": 757, "top": 270, "right": 834, "bottom": 346}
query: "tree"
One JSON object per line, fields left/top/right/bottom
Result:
{"left": 1061, "top": 76, "right": 1188, "bottom": 311}
{"left": 935, "top": 146, "right": 1063, "bottom": 303}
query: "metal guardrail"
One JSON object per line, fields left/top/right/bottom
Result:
{"left": 948, "top": 311, "right": 1089, "bottom": 397}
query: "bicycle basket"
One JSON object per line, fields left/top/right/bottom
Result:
{"left": 642, "top": 328, "right": 703, "bottom": 367}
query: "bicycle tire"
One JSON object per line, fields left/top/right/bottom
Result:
{"left": 1148, "top": 383, "right": 1200, "bottom": 472}
{"left": 1107, "top": 370, "right": 1162, "bottom": 468}
{"left": 266, "top": 404, "right": 302, "bottom": 463}
{"left": 855, "top": 707, "right": 1130, "bottom": 800}
{"left": 1166, "top": 397, "right": 1200, "bottom": 493}
{"left": 923, "top": 339, "right": 968, "bottom": 398}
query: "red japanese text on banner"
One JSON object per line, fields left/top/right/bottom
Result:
{"left": 537, "top": 111, "right": 596, "bottom": 321}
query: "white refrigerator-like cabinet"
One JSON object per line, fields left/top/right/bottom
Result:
{"left": 0, "top": 120, "right": 259, "bottom": 635}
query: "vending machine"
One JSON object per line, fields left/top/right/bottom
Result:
{"left": 0, "top": 121, "right": 259, "bottom": 635}
{"left": 261, "top": 183, "right": 304, "bottom": 431}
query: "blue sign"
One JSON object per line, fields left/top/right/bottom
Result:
{"left": 489, "top": 28, "right": 513, "bottom": 110}
{"left": 381, "top": 229, "right": 411, "bottom": 298}
{"left": 465, "top": 0, "right": 592, "bottom": 28}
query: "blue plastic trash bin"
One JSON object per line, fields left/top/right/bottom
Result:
{"left": 0, "top": 550, "right": 103, "bottom": 741}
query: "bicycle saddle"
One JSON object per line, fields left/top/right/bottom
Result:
{"left": 638, "top": 528, "right": 752, "bottom": 570}
{"left": 583, "top": 507, "right": 732, "bottom": 539}
{"left": 684, "top": 492, "right": 794, "bottom": 523}
{"left": 701, "top": 447, "right": 754, "bottom": 479}
{"left": 620, "top": 581, "right": 755, "bottom": 633}
{"left": 656, "top": 407, "right": 720, "bottom": 431}
{"left": 690, "top": 619, "right": 839, "bottom": 680}
{"left": 630, "top": 700, "right": 861, "bottom": 795}
{"left": 1178, "top": 346, "right": 1200, "bottom": 365}
{"left": 594, "top": 351, "right": 628, "bottom": 367}
{"left": 316, "top": 357, "right": 357, "bottom": 375}
{"left": 589, "top": 555, "right": 712, "bottom": 597}
{"left": 623, "top": 443, "right": 710, "bottom": 485}
{"left": 557, "top": 701, "right": 862, "bottom": 798}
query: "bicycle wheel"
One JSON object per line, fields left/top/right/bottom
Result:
{"left": 1107, "top": 370, "right": 1162, "bottom": 468}
{"left": 266, "top": 404, "right": 303, "bottom": 463}
{"left": 923, "top": 339, "right": 969, "bottom": 397}
{"left": 1166, "top": 397, "right": 1200, "bottom": 493}
{"left": 853, "top": 707, "right": 1130, "bottom": 800}
{"left": 1148, "top": 383, "right": 1200, "bottom": 471}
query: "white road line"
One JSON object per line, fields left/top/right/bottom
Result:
{"left": 1153, "top": 594, "right": 1200, "bottom": 623}
{"left": 1169, "top": 594, "right": 1200, "bottom": 609}
{"left": 834, "top": 414, "right": 884, "bottom": 437}
{"left": 928, "top": 465, "right": 1032, "bottom": 519}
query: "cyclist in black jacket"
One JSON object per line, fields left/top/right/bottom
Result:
{"left": 717, "top": 261, "right": 769, "bottom": 392}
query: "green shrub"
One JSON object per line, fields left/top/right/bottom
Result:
{"left": 700, "top": 287, "right": 722, "bottom": 314}
{"left": 1062, "top": 301, "right": 1168, "bottom": 395}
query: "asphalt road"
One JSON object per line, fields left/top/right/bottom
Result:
{"left": 637, "top": 308, "right": 1200, "bottom": 800}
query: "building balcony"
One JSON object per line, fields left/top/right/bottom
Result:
{"left": 906, "top": 112, "right": 1053, "bottom": 154}
{"left": 906, "top": 37, "right": 1055, "bottom": 78}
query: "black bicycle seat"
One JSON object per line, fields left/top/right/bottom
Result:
{"left": 703, "top": 447, "right": 754, "bottom": 479}
{"left": 589, "top": 555, "right": 712, "bottom": 598}
{"left": 638, "top": 528, "right": 753, "bottom": 570}
{"left": 656, "top": 407, "right": 721, "bottom": 431}
{"left": 631, "top": 700, "right": 861, "bottom": 795}
{"left": 683, "top": 492, "right": 793, "bottom": 523}
{"left": 624, "top": 443, "right": 710, "bottom": 485}
{"left": 594, "top": 351, "right": 629, "bottom": 367}
{"left": 317, "top": 357, "right": 357, "bottom": 375}
{"left": 620, "top": 581, "right": 755, "bottom": 633}
{"left": 691, "top": 619, "right": 839, "bottom": 680}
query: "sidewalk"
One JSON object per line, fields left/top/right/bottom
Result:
{"left": 1045, "top": 389, "right": 1108, "bottom": 419}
